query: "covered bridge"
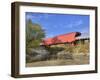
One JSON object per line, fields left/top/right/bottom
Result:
{"left": 42, "top": 32, "right": 81, "bottom": 46}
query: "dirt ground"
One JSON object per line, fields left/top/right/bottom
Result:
{"left": 26, "top": 54, "right": 89, "bottom": 67}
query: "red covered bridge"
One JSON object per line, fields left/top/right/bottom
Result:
{"left": 42, "top": 32, "right": 81, "bottom": 46}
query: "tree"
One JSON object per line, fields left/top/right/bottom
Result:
{"left": 26, "top": 19, "right": 45, "bottom": 48}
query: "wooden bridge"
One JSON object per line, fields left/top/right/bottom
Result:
{"left": 41, "top": 32, "right": 83, "bottom": 46}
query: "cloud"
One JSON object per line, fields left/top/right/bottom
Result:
{"left": 26, "top": 14, "right": 36, "bottom": 20}
{"left": 43, "top": 14, "right": 51, "bottom": 19}
{"left": 80, "top": 28, "right": 89, "bottom": 34}
{"left": 46, "top": 33, "right": 54, "bottom": 38}
{"left": 26, "top": 13, "right": 55, "bottom": 21}
{"left": 66, "top": 20, "right": 83, "bottom": 28}
{"left": 75, "top": 20, "right": 83, "bottom": 26}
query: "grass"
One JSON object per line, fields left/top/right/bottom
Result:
{"left": 26, "top": 56, "right": 89, "bottom": 67}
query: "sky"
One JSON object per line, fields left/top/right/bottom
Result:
{"left": 26, "top": 12, "right": 90, "bottom": 38}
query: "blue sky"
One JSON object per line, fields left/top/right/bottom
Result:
{"left": 26, "top": 12, "right": 90, "bottom": 38}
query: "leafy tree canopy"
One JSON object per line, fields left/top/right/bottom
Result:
{"left": 26, "top": 19, "right": 45, "bottom": 48}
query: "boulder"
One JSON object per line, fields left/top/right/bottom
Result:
{"left": 27, "top": 47, "right": 50, "bottom": 62}
{"left": 57, "top": 51, "right": 73, "bottom": 59}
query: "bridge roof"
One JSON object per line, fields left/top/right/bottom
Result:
{"left": 42, "top": 32, "right": 81, "bottom": 45}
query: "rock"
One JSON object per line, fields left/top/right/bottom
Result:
{"left": 27, "top": 47, "right": 50, "bottom": 62}
{"left": 26, "top": 54, "right": 32, "bottom": 62}
{"left": 57, "top": 51, "right": 73, "bottom": 59}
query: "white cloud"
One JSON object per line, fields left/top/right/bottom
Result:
{"left": 80, "top": 29, "right": 89, "bottom": 34}
{"left": 75, "top": 20, "right": 83, "bottom": 26}
{"left": 26, "top": 14, "right": 36, "bottom": 20}
{"left": 43, "top": 14, "right": 50, "bottom": 19}
{"left": 46, "top": 33, "right": 54, "bottom": 38}
{"left": 66, "top": 20, "right": 83, "bottom": 28}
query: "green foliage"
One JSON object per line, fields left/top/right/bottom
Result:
{"left": 64, "top": 45, "right": 74, "bottom": 53}
{"left": 26, "top": 19, "right": 45, "bottom": 50}
{"left": 74, "top": 43, "right": 89, "bottom": 54}
{"left": 46, "top": 47, "right": 64, "bottom": 55}
{"left": 27, "top": 40, "right": 41, "bottom": 48}
{"left": 64, "top": 43, "right": 89, "bottom": 54}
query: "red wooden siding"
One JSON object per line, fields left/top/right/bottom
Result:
{"left": 42, "top": 32, "right": 81, "bottom": 46}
